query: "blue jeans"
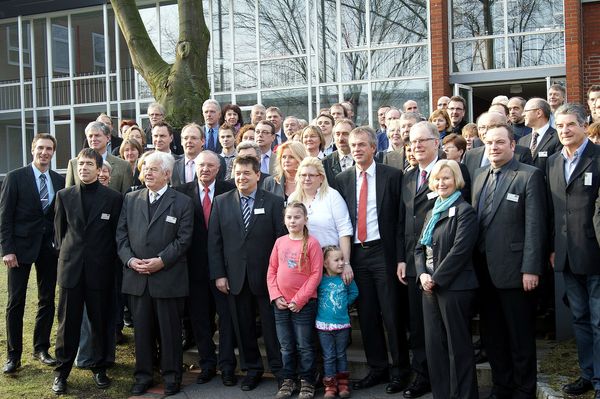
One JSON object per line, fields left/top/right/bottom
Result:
{"left": 562, "top": 270, "right": 600, "bottom": 389}
{"left": 273, "top": 299, "right": 317, "bottom": 383}
{"left": 317, "top": 328, "right": 351, "bottom": 378}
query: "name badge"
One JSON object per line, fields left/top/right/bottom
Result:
{"left": 254, "top": 208, "right": 265, "bottom": 215}
{"left": 585, "top": 172, "right": 593, "bottom": 186}
{"left": 448, "top": 206, "right": 456, "bottom": 217}
{"left": 166, "top": 216, "right": 177, "bottom": 224}
{"left": 101, "top": 213, "right": 110, "bottom": 220}
{"left": 427, "top": 192, "right": 439, "bottom": 200}
{"left": 506, "top": 193, "right": 519, "bottom": 202}
{"left": 538, "top": 151, "right": 548, "bottom": 158}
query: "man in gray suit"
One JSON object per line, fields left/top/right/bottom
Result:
{"left": 472, "top": 123, "right": 546, "bottom": 399}
{"left": 116, "top": 151, "right": 193, "bottom": 397}
{"left": 66, "top": 121, "right": 133, "bottom": 194}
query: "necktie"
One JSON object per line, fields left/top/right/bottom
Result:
{"left": 39, "top": 174, "right": 49, "bottom": 212}
{"left": 150, "top": 191, "right": 160, "bottom": 204}
{"left": 186, "top": 160, "right": 195, "bottom": 183}
{"left": 241, "top": 196, "right": 251, "bottom": 230}
{"left": 357, "top": 171, "right": 368, "bottom": 243}
{"left": 261, "top": 154, "right": 269, "bottom": 174}
{"left": 207, "top": 128, "right": 215, "bottom": 151}
{"left": 202, "top": 186, "right": 211, "bottom": 228}
{"left": 480, "top": 169, "right": 500, "bottom": 228}
{"left": 417, "top": 169, "right": 427, "bottom": 191}
{"left": 530, "top": 131, "right": 539, "bottom": 156}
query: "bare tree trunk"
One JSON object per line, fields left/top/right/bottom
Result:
{"left": 111, "top": 0, "right": 210, "bottom": 128}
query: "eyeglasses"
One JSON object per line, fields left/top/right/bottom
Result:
{"left": 299, "top": 173, "right": 320, "bottom": 179}
{"left": 410, "top": 138, "right": 437, "bottom": 145}
{"left": 448, "top": 107, "right": 464, "bottom": 112}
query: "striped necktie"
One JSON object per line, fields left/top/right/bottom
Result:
{"left": 241, "top": 196, "right": 251, "bottom": 230}
{"left": 39, "top": 174, "right": 49, "bottom": 212}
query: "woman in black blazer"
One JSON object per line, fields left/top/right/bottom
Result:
{"left": 414, "top": 159, "right": 479, "bottom": 399}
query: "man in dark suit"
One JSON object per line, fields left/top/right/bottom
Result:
{"left": 376, "top": 105, "right": 391, "bottom": 151}
{"left": 208, "top": 155, "right": 286, "bottom": 391}
{"left": 322, "top": 118, "right": 355, "bottom": 188}
{"left": 1, "top": 133, "right": 65, "bottom": 374}
{"left": 266, "top": 106, "right": 286, "bottom": 147}
{"left": 175, "top": 151, "right": 237, "bottom": 386}
{"left": 203, "top": 99, "right": 222, "bottom": 153}
{"left": 144, "top": 103, "right": 182, "bottom": 154}
{"left": 229, "top": 141, "right": 270, "bottom": 187}
{"left": 151, "top": 122, "right": 182, "bottom": 160}
{"left": 51, "top": 149, "right": 122, "bottom": 395}
{"left": 507, "top": 97, "right": 532, "bottom": 140}
{"left": 547, "top": 104, "right": 600, "bottom": 398}
{"left": 472, "top": 123, "right": 546, "bottom": 399}
{"left": 255, "top": 120, "right": 278, "bottom": 175}
{"left": 82, "top": 113, "right": 123, "bottom": 153}
{"left": 335, "top": 127, "right": 411, "bottom": 395}
{"left": 116, "top": 151, "right": 193, "bottom": 396}
{"left": 519, "top": 98, "right": 562, "bottom": 176}
{"left": 67, "top": 121, "right": 133, "bottom": 194}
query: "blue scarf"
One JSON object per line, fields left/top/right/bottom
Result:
{"left": 420, "top": 191, "right": 462, "bottom": 247}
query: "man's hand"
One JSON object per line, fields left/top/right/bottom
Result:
{"left": 522, "top": 273, "right": 539, "bottom": 292}
{"left": 549, "top": 252, "right": 555, "bottom": 268}
{"left": 275, "top": 297, "right": 288, "bottom": 310}
{"left": 2, "top": 254, "right": 18, "bottom": 268}
{"left": 342, "top": 264, "right": 354, "bottom": 285}
{"left": 128, "top": 258, "right": 145, "bottom": 273}
{"left": 419, "top": 273, "right": 435, "bottom": 292}
{"left": 215, "top": 277, "right": 230, "bottom": 294}
{"left": 142, "top": 257, "right": 164, "bottom": 274}
{"left": 396, "top": 262, "right": 408, "bottom": 285}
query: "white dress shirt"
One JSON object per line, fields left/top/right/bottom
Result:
{"left": 354, "top": 161, "right": 380, "bottom": 243}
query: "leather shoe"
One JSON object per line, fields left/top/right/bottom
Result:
{"left": 196, "top": 368, "right": 216, "bottom": 384}
{"left": 387, "top": 376, "right": 409, "bottom": 394}
{"left": 3, "top": 359, "right": 20, "bottom": 374}
{"left": 52, "top": 376, "right": 67, "bottom": 395}
{"left": 352, "top": 371, "right": 389, "bottom": 390}
{"left": 241, "top": 373, "right": 263, "bottom": 391}
{"left": 563, "top": 377, "right": 593, "bottom": 395}
{"left": 33, "top": 350, "right": 58, "bottom": 366}
{"left": 221, "top": 370, "right": 237, "bottom": 386}
{"left": 403, "top": 379, "right": 431, "bottom": 398}
{"left": 594, "top": 389, "right": 600, "bottom": 398}
{"left": 131, "top": 382, "right": 152, "bottom": 396}
{"left": 164, "top": 382, "right": 181, "bottom": 396}
{"left": 92, "top": 371, "right": 111, "bottom": 389}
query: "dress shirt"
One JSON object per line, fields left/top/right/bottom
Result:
{"left": 532, "top": 122, "right": 550, "bottom": 145}
{"left": 562, "top": 138, "right": 589, "bottom": 183}
{"left": 338, "top": 152, "right": 354, "bottom": 172}
{"left": 275, "top": 130, "right": 284, "bottom": 145}
{"left": 184, "top": 154, "right": 201, "bottom": 183}
{"left": 261, "top": 150, "right": 272, "bottom": 174}
{"left": 198, "top": 180, "right": 216, "bottom": 203}
{"left": 239, "top": 188, "right": 257, "bottom": 213}
{"left": 99, "top": 149, "right": 108, "bottom": 161}
{"left": 149, "top": 184, "right": 169, "bottom": 203}
{"left": 417, "top": 158, "right": 438, "bottom": 190}
{"left": 205, "top": 125, "right": 219, "bottom": 149}
{"left": 31, "top": 164, "right": 55, "bottom": 205}
{"left": 354, "top": 161, "right": 380, "bottom": 243}
{"left": 324, "top": 141, "right": 335, "bottom": 156}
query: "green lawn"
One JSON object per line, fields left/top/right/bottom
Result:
{"left": 0, "top": 267, "right": 137, "bottom": 398}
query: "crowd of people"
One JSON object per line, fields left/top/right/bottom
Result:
{"left": 1, "top": 84, "right": 600, "bottom": 399}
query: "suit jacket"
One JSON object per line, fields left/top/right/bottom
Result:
{"left": 463, "top": 144, "right": 534, "bottom": 179}
{"left": 322, "top": 151, "right": 354, "bottom": 190}
{"left": 117, "top": 187, "right": 194, "bottom": 298}
{"left": 208, "top": 188, "right": 286, "bottom": 296}
{"left": 414, "top": 197, "right": 479, "bottom": 290}
{"left": 335, "top": 163, "right": 404, "bottom": 273}
{"left": 399, "top": 162, "right": 471, "bottom": 277}
{"left": 472, "top": 158, "right": 547, "bottom": 289}
{"left": 377, "top": 150, "right": 405, "bottom": 171}
{"left": 175, "top": 180, "right": 235, "bottom": 282}
{"left": 170, "top": 155, "right": 227, "bottom": 187}
{"left": 66, "top": 153, "right": 133, "bottom": 194}
{"left": 262, "top": 175, "right": 288, "bottom": 199}
{"left": 0, "top": 165, "right": 65, "bottom": 263}
{"left": 517, "top": 127, "right": 562, "bottom": 176}
{"left": 144, "top": 125, "right": 183, "bottom": 155}
{"left": 547, "top": 142, "right": 600, "bottom": 275}
{"left": 54, "top": 183, "right": 122, "bottom": 290}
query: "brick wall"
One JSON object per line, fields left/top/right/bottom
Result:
{"left": 429, "top": 0, "right": 450, "bottom": 108}
{"left": 583, "top": 1, "right": 600, "bottom": 105}
{"left": 564, "top": 0, "right": 584, "bottom": 103}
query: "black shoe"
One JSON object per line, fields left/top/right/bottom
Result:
{"left": 52, "top": 376, "right": 67, "bottom": 395}
{"left": 594, "top": 389, "right": 600, "bottom": 399}
{"left": 353, "top": 371, "right": 389, "bottom": 390}
{"left": 221, "top": 370, "right": 237, "bottom": 386}
{"left": 2, "top": 359, "right": 20, "bottom": 374}
{"left": 386, "top": 375, "right": 410, "bottom": 394}
{"left": 33, "top": 350, "right": 58, "bottom": 366}
{"left": 164, "top": 382, "right": 181, "bottom": 396}
{"left": 115, "top": 330, "right": 127, "bottom": 345}
{"left": 402, "top": 378, "right": 431, "bottom": 398}
{"left": 196, "top": 368, "right": 216, "bottom": 384}
{"left": 131, "top": 382, "right": 152, "bottom": 396}
{"left": 92, "top": 371, "right": 111, "bottom": 389}
{"left": 241, "top": 373, "right": 263, "bottom": 391}
{"left": 563, "top": 377, "right": 593, "bottom": 395}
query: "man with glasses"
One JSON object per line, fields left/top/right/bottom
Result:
{"left": 437, "top": 96, "right": 450, "bottom": 110}
{"left": 254, "top": 120, "right": 277, "bottom": 175}
{"left": 145, "top": 102, "right": 182, "bottom": 154}
{"left": 448, "top": 96, "right": 469, "bottom": 134}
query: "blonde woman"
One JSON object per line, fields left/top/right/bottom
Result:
{"left": 301, "top": 126, "right": 326, "bottom": 159}
{"left": 262, "top": 141, "right": 307, "bottom": 200}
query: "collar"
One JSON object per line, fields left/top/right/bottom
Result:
{"left": 206, "top": 124, "right": 219, "bottom": 131}
{"left": 418, "top": 157, "right": 438, "bottom": 176}
{"left": 355, "top": 160, "right": 376, "bottom": 178}
{"left": 199, "top": 179, "right": 216, "bottom": 193}
{"left": 338, "top": 151, "right": 352, "bottom": 159}
{"left": 239, "top": 188, "right": 257, "bottom": 200}
{"left": 491, "top": 157, "right": 516, "bottom": 174}
{"left": 150, "top": 184, "right": 169, "bottom": 198}
{"left": 99, "top": 149, "right": 108, "bottom": 161}
{"left": 534, "top": 122, "right": 550, "bottom": 136}
{"left": 262, "top": 149, "right": 273, "bottom": 158}
{"left": 185, "top": 154, "right": 201, "bottom": 164}
{"left": 561, "top": 138, "right": 589, "bottom": 162}
{"left": 31, "top": 163, "right": 49, "bottom": 180}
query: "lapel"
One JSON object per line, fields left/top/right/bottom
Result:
{"left": 245, "top": 189, "right": 265, "bottom": 239}
{"left": 346, "top": 168, "right": 357, "bottom": 225}
{"left": 332, "top": 152, "right": 342, "bottom": 175}
{"left": 231, "top": 190, "right": 245, "bottom": 237}
{"left": 374, "top": 164, "right": 385, "bottom": 218}
{"left": 567, "top": 143, "right": 594, "bottom": 188}
{"left": 488, "top": 159, "right": 519, "bottom": 222}
{"left": 190, "top": 182, "right": 204, "bottom": 223}
{"left": 138, "top": 188, "right": 150, "bottom": 224}
{"left": 177, "top": 158, "right": 186, "bottom": 183}
{"left": 406, "top": 168, "right": 417, "bottom": 201}
{"left": 472, "top": 168, "right": 487, "bottom": 211}
{"left": 25, "top": 166, "right": 44, "bottom": 214}
{"left": 149, "top": 187, "right": 175, "bottom": 227}
{"left": 67, "top": 185, "right": 86, "bottom": 228}
{"left": 86, "top": 185, "right": 106, "bottom": 228}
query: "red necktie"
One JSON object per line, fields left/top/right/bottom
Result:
{"left": 418, "top": 169, "right": 427, "bottom": 190}
{"left": 202, "top": 186, "right": 211, "bottom": 228}
{"left": 358, "top": 171, "right": 368, "bottom": 243}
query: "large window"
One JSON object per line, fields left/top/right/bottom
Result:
{"left": 451, "top": 0, "right": 564, "bottom": 73}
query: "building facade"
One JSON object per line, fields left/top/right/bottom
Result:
{"left": 0, "top": 0, "right": 598, "bottom": 176}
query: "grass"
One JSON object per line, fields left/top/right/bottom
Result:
{"left": 0, "top": 267, "right": 137, "bottom": 398}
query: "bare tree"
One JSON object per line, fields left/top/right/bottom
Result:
{"left": 111, "top": 0, "right": 210, "bottom": 128}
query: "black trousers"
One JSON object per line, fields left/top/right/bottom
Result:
{"left": 129, "top": 288, "right": 184, "bottom": 385}
{"left": 351, "top": 242, "right": 410, "bottom": 377}
{"left": 229, "top": 279, "right": 281, "bottom": 377}
{"left": 478, "top": 265, "right": 537, "bottom": 399}
{"left": 54, "top": 280, "right": 111, "bottom": 377}
{"left": 5, "top": 243, "right": 57, "bottom": 360}
{"left": 407, "top": 276, "right": 430, "bottom": 381}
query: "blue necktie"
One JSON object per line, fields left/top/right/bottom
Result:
{"left": 207, "top": 128, "right": 215, "bottom": 151}
{"left": 241, "top": 196, "right": 251, "bottom": 230}
{"left": 39, "top": 174, "right": 50, "bottom": 212}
